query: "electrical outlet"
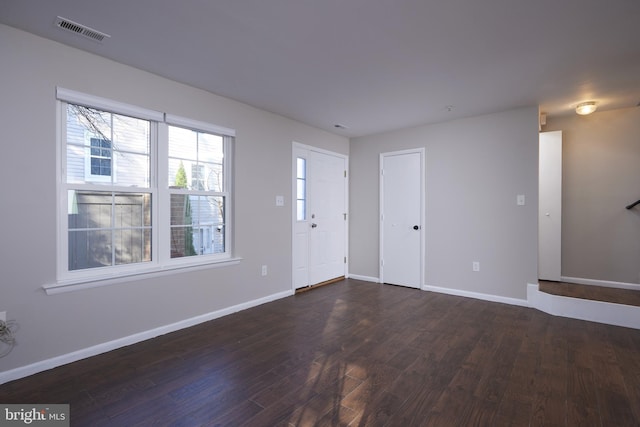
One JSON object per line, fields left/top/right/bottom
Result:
{"left": 472, "top": 262, "right": 480, "bottom": 272}
{"left": 0, "top": 311, "right": 6, "bottom": 322}
{"left": 261, "top": 265, "right": 268, "bottom": 276}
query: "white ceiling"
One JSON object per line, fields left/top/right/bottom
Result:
{"left": 2, "top": 0, "right": 639, "bottom": 137}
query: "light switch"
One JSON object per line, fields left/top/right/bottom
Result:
{"left": 275, "top": 195, "right": 284, "bottom": 206}
{"left": 517, "top": 194, "right": 525, "bottom": 206}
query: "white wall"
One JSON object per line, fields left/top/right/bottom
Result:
{"left": 349, "top": 107, "right": 539, "bottom": 300}
{"left": 0, "top": 25, "right": 348, "bottom": 376}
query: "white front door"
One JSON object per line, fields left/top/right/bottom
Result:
{"left": 539, "top": 131, "right": 562, "bottom": 281}
{"left": 293, "top": 144, "right": 347, "bottom": 289}
{"left": 380, "top": 149, "right": 424, "bottom": 288}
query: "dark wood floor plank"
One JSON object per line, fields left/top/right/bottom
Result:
{"left": 566, "top": 366, "right": 599, "bottom": 426}
{"left": 589, "top": 323, "right": 637, "bottom": 426}
{"left": 612, "top": 328, "right": 640, "bottom": 422}
{"left": 284, "top": 374, "right": 362, "bottom": 425}
{"left": 240, "top": 369, "right": 322, "bottom": 426}
{"left": 494, "top": 316, "right": 544, "bottom": 423}
{"left": 474, "top": 334, "right": 522, "bottom": 403}
{"left": 371, "top": 323, "right": 445, "bottom": 421}
{"left": 493, "top": 397, "right": 533, "bottom": 427}
{"left": 1, "top": 278, "right": 639, "bottom": 426}
{"left": 314, "top": 404, "right": 358, "bottom": 427}
{"left": 531, "top": 318, "right": 570, "bottom": 426}
{"left": 347, "top": 389, "right": 405, "bottom": 427}
{"left": 204, "top": 399, "right": 264, "bottom": 426}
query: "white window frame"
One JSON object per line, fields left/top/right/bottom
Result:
{"left": 47, "top": 88, "right": 239, "bottom": 294}
{"left": 161, "top": 114, "right": 235, "bottom": 268}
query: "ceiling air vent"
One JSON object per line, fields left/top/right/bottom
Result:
{"left": 55, "top": 16, "right": 110, "bottom": 42}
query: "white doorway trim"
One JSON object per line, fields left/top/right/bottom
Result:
{"left": 539, "top": 131, "right": 562, "bottom": 281}
{"left": 292, "top": 142, "right": 349, "bottom": 291}
{"left": 379, "top": 148, "right": 425, "bottom": 288}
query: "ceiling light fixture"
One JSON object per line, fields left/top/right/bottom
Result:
{"left": 575, "top": 101, "right": 597, "bottom": 115}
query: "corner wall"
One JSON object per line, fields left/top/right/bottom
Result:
{"left": 0, "top": 24, "right": 348, "bottom": 377}
{"left": 544, "top": 107, "right": 640, "bottom": 284}
{"left": 349, "top": 107, "right": 539, "bottom": 300}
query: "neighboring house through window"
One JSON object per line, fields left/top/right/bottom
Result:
{"left": 191, "top": 164, "right": 205, "bottom": 191}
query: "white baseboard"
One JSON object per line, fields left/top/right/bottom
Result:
{"left": 528, "top": 283, "right": 640, "bottom": 329}
{"left": 422, "top": 284, "right": 529, "bottom": 307}
{"left": 347, "top": 274, "right": 380, "bottom": 283}
{"left": 561, "top": 276, "right": 640, "bottom": 291}
{"left": 0, "top": 289, "right": 293, "bottom": 385}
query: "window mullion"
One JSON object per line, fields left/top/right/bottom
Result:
{"left": 156, "top": 122, "right": 169, "bottom": 264}
{"left": 110, "top": 114, "right": 115, "bottom": 185}
{"left": 111, "top": 191, "right": 116, "bottom": 267}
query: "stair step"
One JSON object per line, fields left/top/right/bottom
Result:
{"left": 528, "top": 282, "right": 640, "bottom": 329}
{"left": 538, "top": 280, "right": 640, "bottom": 308}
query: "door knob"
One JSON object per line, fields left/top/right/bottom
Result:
{"left": 413, "top": 225, "right": 419, "bottom": 230}
{"left": 311, "top": 223, "right": 317, "bottom": 228}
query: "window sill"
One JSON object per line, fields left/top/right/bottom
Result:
{"left": 43, "top": 257, "right": 242, "bottom": 295}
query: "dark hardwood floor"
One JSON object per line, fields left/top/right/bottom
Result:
{"left": 1, "top": 279, "right": 639, "bottom": 426}
{"left": 539, "top": 280, "right": 640, "bottom": 307}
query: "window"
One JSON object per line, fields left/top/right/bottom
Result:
{"left": 65, "top": 103, "right": 152, "bottom": 271}
{"left": 167, "top": 125, "right": 227, "bottom": 258}
{"left": 89, "top": 138, "right": 112, "bottom": 177}
{"left": 296, "top": 157, "right": 307, "bottom": 221}
{"left": 56, "top": 88, "right": 235, "bottom": 287}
